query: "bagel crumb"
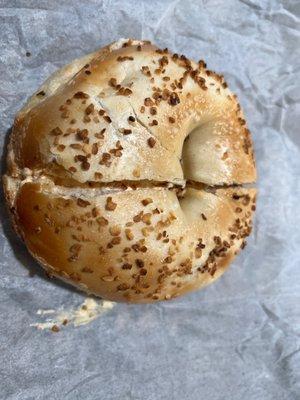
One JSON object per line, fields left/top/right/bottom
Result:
{"left": 51, "top": 325, "right": 60, "bottom": 332}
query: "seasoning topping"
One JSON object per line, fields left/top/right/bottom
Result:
{"left": 147, "top": 137, "right": 156, "bottom": 148}
{"left": 105, "top": 197, "right": 117, "bottom": 211}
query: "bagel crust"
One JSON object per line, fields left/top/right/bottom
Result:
{"left": 3, "top": 38, "right": 256, "bottom": 303}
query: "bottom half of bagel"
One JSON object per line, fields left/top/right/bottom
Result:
{"left": 3, "top": 176, "right": 256, "bottom": 303}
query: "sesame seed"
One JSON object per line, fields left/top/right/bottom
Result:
{"left": 144, "top": 98, "right": 154, "bottom": 106}
{"left": 147, "top": 137, "right": 156, "bottom": 148}
{"left": 132, "top": 169, "right": 140, "bottom": 178}
{"left": 77, "top": 198, "right": 91, "bottom": 207}
{"left": 94, "top": 172, "right": 103, "bottom": 180}
{"left": 117, "top": 56, "right": 134, "bottom": 61}
{"left": 141, "top": 198, "right": 153, "bottom": 206}
{"left": 85, "top": 104, "right": 94, "bottom": 115}
{"left": 36, "top": 90, "right": 45, "bottom": 96}
{"left": 125, "top": 229, "right": 134, "bottom": 240}
{"left": 74, "top": 91, "right": 89, "bottom": 99}
{"left": 168, "top": 92, "right": 180, "bottom": 106}
{"left": 76, "top": 129, "right": 89, "bottom": 141}
{"left": 81, "top": 161, "right": 90, "bottom": 171}
{"left": 105, "top": 197, "right": 117, "bottom": 211}
{"left": 142, "top": 213, "right": 152, "bottom": 225}
{"left": 50, "top": 127, "right": 63, "bottom": 136}
{"left": 122, "top": 263, "right": 132, "bottom": 270}
{"left": 57, "top": 145, "right": 65, "bottom": 152}
{"left": 81, "top": 266, "right": 93, "bottom": 273}
{"left": 101, "top": 275, "right": 114, "bottom": 282}
{"left": 109, "top": 77, "right": 117, "bottom": 87}
{"left": 109, "top": 226, "right": 121, "bottom": 236}
{"left": 121, "top": 128, "right": 132, "bottom": 135}
{"left": 135, "top": 259, "right": 144, "bottom": 268}
{"left": 92, "top": 143, "right": 99, "bottom": 155}
{"left": 97, "top": 216, "right": 108, "bottom": 226}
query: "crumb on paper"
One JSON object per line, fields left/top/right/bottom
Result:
{"left": 37, "top": 309, "right": 56, "bottom": 315}
{"left": 30, "top": 298, "right": 115, "bottom": 332}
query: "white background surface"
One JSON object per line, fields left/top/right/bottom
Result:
{"left": 0, "top": 1, "right": 299, "bottom": 399}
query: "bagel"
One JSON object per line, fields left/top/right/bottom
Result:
{"left": 3, "top": 38, "right": 256, "bottom": 303}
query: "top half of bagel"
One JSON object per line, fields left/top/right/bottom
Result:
{"left": 6, "top": 38, "right": 256, "bottom": 190}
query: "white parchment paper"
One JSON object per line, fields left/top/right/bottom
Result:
{"left": 0, "top": 1, "right": 300, "bottom": 399}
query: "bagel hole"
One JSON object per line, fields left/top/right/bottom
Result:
{"left": 181, "top": 120, "right": 227, "bottom": 186}
{"left": 181, "top": 123, "right": 208, "bottom": 185}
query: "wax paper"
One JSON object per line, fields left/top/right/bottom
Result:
{"left": 0, "top": 1, "right": 300, "bottom": 399}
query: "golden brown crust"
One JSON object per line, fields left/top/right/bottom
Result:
{"left": 9, "top": 38, "right": 255, "bottom": 186}
{"left": 3, "top": 38, "right": 257, "bottom": 302}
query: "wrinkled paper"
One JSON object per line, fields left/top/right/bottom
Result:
{"left": 0, "top": 1, "right": 300, "bottom": 399}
